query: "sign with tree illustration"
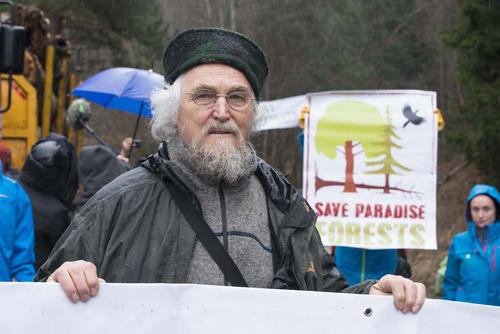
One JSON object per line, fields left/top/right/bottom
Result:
{"left": 303, "top": 90, "right": 437, "bottom": 249}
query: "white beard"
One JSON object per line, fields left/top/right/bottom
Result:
{"left": 182, "top": 120, "right": 256, "bottom": 184}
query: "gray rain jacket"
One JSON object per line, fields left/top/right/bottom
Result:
{"left": 36, "top": 143, "right": 374, "bottom": 294}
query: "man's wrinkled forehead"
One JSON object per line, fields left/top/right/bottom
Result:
{"left": 178, "top": 64, "right": 254, "bottom": 96}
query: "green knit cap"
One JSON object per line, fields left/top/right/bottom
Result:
{"left": 162, "top": 27, "right": 268, "bottom": 100}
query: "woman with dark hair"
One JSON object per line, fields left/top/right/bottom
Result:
{"left": 443, "top": 184, "right": 500, "bottom": 306}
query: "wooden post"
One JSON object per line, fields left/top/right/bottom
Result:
{"left": 56, "top": 58, "right": 68, "bottom": 134}
{"left": 41, "top": 45, "right": 55, "bottom": 137}
{"left": 68, "top": 73, "right": 77, "bottom": 143}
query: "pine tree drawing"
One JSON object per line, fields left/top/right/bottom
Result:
{"left": 366, "top": 108, "right": 412, "bottom": 193}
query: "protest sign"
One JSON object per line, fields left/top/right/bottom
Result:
{"left": 303, "top": 90, "right": 437, "bottom": 249}
{"left": 256, "top": 94, "right": 309, "bottom": 131}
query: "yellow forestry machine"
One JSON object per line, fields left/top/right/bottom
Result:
{"left": 0, "top": 1, "right": 81, "bottom": 170}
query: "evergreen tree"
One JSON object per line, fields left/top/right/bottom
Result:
{"left": 23, "top": 0, "right": 168, "bottom": 68}
{"left": 444, "top": 0, "right": 500, "bottom": 183}
{"left": 366, "top": 109, "right": 411, "bottom": 193}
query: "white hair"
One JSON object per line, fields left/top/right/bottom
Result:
{"left": 150, "top": 77, "right": 182, "bottom": 142}
{"left": 250, "top": 101, "right": 264, "bottom": 133}
{"left": 150, "top": 76, "right": 263, "bottom": 142}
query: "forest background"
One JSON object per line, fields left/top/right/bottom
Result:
{"left": 22, "top": 0, "right": 500, "bottom": 298}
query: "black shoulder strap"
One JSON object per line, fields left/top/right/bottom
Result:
{"left": 163, "top": 178, "right": 248, "bottom": 287}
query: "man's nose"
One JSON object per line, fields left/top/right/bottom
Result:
{"left": 212, "top": 96, "right": 231, "bottom": 121}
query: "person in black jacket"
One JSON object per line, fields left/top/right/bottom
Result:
{"left": 37, "top": 28, "right": 425, "bottom": 314}
{"left": 75, "top": 145, "right": 130, "bottom": 211}
{"left": 20, "top": 133, "right": 78, "bottom": 270}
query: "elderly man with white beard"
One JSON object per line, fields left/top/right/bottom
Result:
{"left": 36, "top": 28, "right": 426, "bottom": 314}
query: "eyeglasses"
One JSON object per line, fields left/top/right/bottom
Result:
{"left": 187, "top": 90, "right": 255, "bottom": 111}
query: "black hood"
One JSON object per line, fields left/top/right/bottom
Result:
{"left": 20, "top": 133, "right": 78, "bottom": 207}
{"left": 78, "top": 145, "right": 130, "bottom": 206}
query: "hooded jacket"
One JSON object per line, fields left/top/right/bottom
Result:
{"left": 76, "top": 145, "right": 130, "bottom": 209}
{"left": 36, "top": 143, "right": 374, "bottom": 294}
{"left": 0, "top": 161, "right": 35, "bottom": 281}
{"left": 443, "top": 184, "right": 500, "bottom": 306}
{"left": 19, "top": 133, "right": 78, "bottom": 270}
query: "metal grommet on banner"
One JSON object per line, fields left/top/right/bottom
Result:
{"left": 364, "top": 307, "right": 373, "bottom": 317}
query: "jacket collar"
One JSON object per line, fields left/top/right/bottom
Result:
{"left": 467, "top": 222, "right": 500, "bottom": 262}
{"left": 144, "top": 141, "right": 312, "bottom": 229}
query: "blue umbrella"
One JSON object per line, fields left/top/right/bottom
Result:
{"left": 72, "top": 67, "right": 164, "bottom": 119}
{"left": 72, "top": 67, "right": 165, "bottom": 157}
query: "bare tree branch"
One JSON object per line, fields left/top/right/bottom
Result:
{"left": 438, "top": 160, "right": 471, "bottom": 186}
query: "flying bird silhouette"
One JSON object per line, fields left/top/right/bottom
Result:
{"left": 402, "top": 104, "right": 424, "bottom": 128}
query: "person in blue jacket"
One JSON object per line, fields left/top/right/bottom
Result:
{"left": 0, "top": 157, "right": 36, "bottom": 282}
{"left": 334, "top": 247, "right": 399, "bottom": 285}
{"left": 443, "top": 184, "right": 500, "bottom": 306}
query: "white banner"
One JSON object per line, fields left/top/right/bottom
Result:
{"left": 256, "top": 95, "right": 308, "bottom": 131}
{"left": 303, "top": 90, "right": 438, "bottom": 249}
{"left": 0, "top": 283, "right": 499, "bottom": 333}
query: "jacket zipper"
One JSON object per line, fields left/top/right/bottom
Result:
{"left": 492, "top": 246, "right": 496, "bottom": 273}
{"left": 482, "top": 225, "right": 489, "bottom": 252}
{"left": 218, "top": 182, "right": 229, "bottom": 286}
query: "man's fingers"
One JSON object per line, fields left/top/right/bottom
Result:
{"left": 411, "top": 283, "right": 426, "bottom": 313}
{"left": 68, "top": 264, "right": 92, "bottom": 302}
{"left": 46, "top": 273, "right": 56, "bottom": 283}
{"left": 54, "top": 268, "right": 80, "bottom": 303}
{"left": 371, "top": 275, "right": 426, "bottom": 314}
{"left": 47, "top": 261, "right": 101, "bottom": 303}
{"left": 83, "top": 262, "right": 100, "bottom": 297}
{"left": 387, "top": 277, "right": 406, "bottom": 311}
{"left": 401, "top": 279, "right": 417, "bottom": 314}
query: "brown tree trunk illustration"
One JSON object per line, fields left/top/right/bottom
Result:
{"left": 344, "top": 141, "right": 357, "bottom": 192}
{"left": 315, "top": 174, "right": 344, "bottom": 194}
{"left": 384, "top": 173, "right": 390, "bottom": 193}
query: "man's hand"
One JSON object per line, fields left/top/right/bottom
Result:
{"left": 369, "top": 274, "right": 426, "bottom": 314}
{"left": 117, "top": 137, "right": 133, "bottom": 163}
{"left": 119, "top": 137, "right": 133, "bottom": 157}
{"left": 47, "top": 260, "right": 102, "bottom": 303}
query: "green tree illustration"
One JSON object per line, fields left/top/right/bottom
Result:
{"left": 366, "top": 109, "right": 412, "bottom": 193}
{"left": 315, "top": 100, "right": 385, "bottom": 192}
